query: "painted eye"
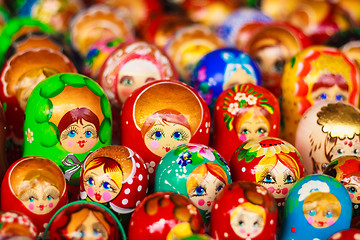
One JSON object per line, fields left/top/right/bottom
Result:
{"left": 119, "top": 76, "right": 134, "bottom": 86}
{"left": 354, "top": 149, "right": 359, "bottom": 155}
{"left": 94, "top": 230, "right": 101, "bottom": 236}
{"left": 172, "top": 132, "right": 181, "bottom": 140}
{"left": 102, "top": 182, "right": 111, "bottom": 190}
{"left": 217, "top": 184, "right": 224, "bottom": 192}
{"left": 29, "top": 197, "right": 35, "bottom": 202}
{"left": 47, "top": 195, "right": 53, "bottom": 201}
{"left": 85, "top": 131, "right": 92, "bottom": 138}
{"left": 325, "top": 211, "right": 333, "bottom": 218}
{"left": 154, "top": 131, "right": 163, "bottom": 139}
{"left": 309, "top": 210, "right": 316, "bottom": 217}
{"left": 145, "top": 77, "right": 156, "bottom": 83}
{"left": 257, "top": 128, "right": 266, "bottom": 134}
{"left": 88, "top": 177, "right": 95, "bottom": 186}
{"left": 241, "top": 129, "right": 249, "bottom": 134}
{"left": 263, "top": 174, "right": 275, "bottom": 183}
{"left": 348, "top": 186, "right": 357, "bottom": 194}
{"left": 335, "top": 94, "right": 344, "bottom": 101}
{"left": 68, "top": 130, "right": 76, "bottom": 138}
{"left": 253, "top": 221, "right": 259, "bottom": 227}
{"left": 285, "top": 175, "right": 294, "bottom": 183}
{"left": 337, "top": 149, "right": 344, "bottom": 155}
{"left": 239, "top": 221, "right": 244, "bottom": 226}
{"left": 195, "top": 186, "right": 205, "bottom": 196}
{"left": 320, "top": 93, "right": 327, "bottom": 100}
{"left": 274, "top": 60, "right": 285, "bottom": 72}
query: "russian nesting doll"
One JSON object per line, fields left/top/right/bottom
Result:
{"left": 212, "top": 83, "right": 280, "bottom": 162}
{"left": 210, "top": 181, "right": 277, "bottom": 240}
{"left": 295, "top": 101, "right": 360, "bottom": 174}
{"left": 281, "top": 46, "right": 359, "bottom": 144}
{"left": 154, "top": 143, "right": 231, "bottom": 223}
{"left": 1, "top": 156, "right": 68, "bottom": 232}
{"left": 0, "top": 211, "right": 37, "bottom": 239}
{"left": 230, "top": 137, "right": 304, "bottom": 207}
{"left": 128, "top": 192, "right": 205, "bottom": 240}
{"left": 279, "top": 174, "right": 352, "bottom": 240}
{"left": 121, "top": 80, "right": 211, "bottom": 185}
{"left": 328, "top": 229, "right": 360, "bottom": 240}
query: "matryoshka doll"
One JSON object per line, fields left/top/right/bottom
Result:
{"left": 22, "top": 73, "right": 112, "bottom": 198}
{"left": 121, "top": 80, "right": 211, "bottom": 185}
{"left": 0, "top": 211, "right": 37, "bottom": 239}
{"left": 329, "top": 229, "right": 360, "bottom": 240}
{"left": 212, "top": 83, "right": 280, "bottom": 162}
{"left": 1, "top": 156, "right": 68, "bottom": 232}
{"left": 70, "top": 4, "right": 134, "bottom": 57}
{"left": 295, "top": 102, "right": 360, "bottom": 174}
{"left": 154, "top": 143, "right": 231, "bottom": 223}
{"left": 281, "top": 46, "right": 360, "bottom": 144}
{"left": 80, "top": 145, "right": 148, "bottom": 228}
{"left": 128, "top": 192, "right": 205, "bottom": 240}
{"left": 210, "top": 181, "right": 277, "bottom": 240}
{"left": 166, "top": 24, "right": 225, "bottom": 84}
{"left": 279, "top": 174, "right": 352, "bottom": 240}
{"left": 44, "top": 200, "right": 126, "bottom": 239}
{"left": 230, "top": 137, "right": 304, "bottom": 207}
{"left": 245, "top": 22, "right": 311, "bottom": 97}
{"left": 324, "top": 156, "right": 360, "bottom": 217}
{"left": 192, "top": 48, "right": 261, "bottom": 112}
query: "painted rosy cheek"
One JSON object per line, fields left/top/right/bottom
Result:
{"left": 87, "top": 187, "right": 95, "bottom": 197}
{"left": 102, "top": 192, "right": 112, "bottom": 201}
{"left": 150, "top": 140, "right": 159, "bottom": 149}
{"left": 327, "top": 219, "right": 335, "bottom": 226}
{"left": 198, "top": 199, "right": 205, "bottom": 206}
{"left": 240, "top": 229, "right": 246, "bottom": 234}
{"left": 239, "top": 134, "right": 247, "bottom": 142}
{"left": 306, "top": 217, "right": 314, "bottom": 225}
{"left": 49, "top": 202, "right": 53, "bottom": 208}
{"left": 28, "top": 204, "right": 35, "bottom": 210}
{"left": 282, "top": 188, "right": 289, "bottom": 195}
{"left": 259, "top": 133, "right": 265, "bottom": 137}
{"left": 67, "top": 140, "right": 74, "bottom": 147}
{"left": 350, "top": 193, "right": 355, "bottom": 199}
{"left": 267, "top": 187, "right": 275, "bottom": 193}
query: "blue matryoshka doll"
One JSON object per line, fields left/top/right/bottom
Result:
{"left": 280, "top": 174, "right": 352, "bottom": 240}
{"left": 192, "top": 48, "right": 261, "bottom": 112}
{"left": 154, "top": 143, "right": 231, "bottom": 224}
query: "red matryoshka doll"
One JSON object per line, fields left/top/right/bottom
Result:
{"left": 245, "top": 22, "right": 311, "bottom": 97}
{"left": 281, "top": 46, "right": 360, "bottom": 144}
{"left": 121, "top": 80, "right": 211, "bottom": 185}
{"left": 329, "top": 229, "right": 360, "bottom": 240}
{"left": 210, "top": 181, "right": 277, "bottom": 240}
{"left": 44, "top": 200, "right": 126, "bottom": 239}
{"left": 212, "top": 84, "right": 280, "bottom": 163}
{"left": 230, "top": 137, "right": 304, "bottom": 207}
{"left": 0, "top": 211, "right": 37, "bottom": 239}
{"left": 1, "top": 156, "right": 68, "bottom": 232}
{"left": 285, "top": 0, "right": 353, "bottom": 44}
{"left": 166, "top": 24, "right": 225, "bottom": 84}
{"left": 80, "top": 145, "right": 148, "bottom": 227}
{"left": 70, "top": 4, "right": 134, "bottom": 57}
{"left": 324, "top": 156, "right": 360, "bottom": 217}
{"left": 128, "top": 192, "right": 205, "bottom": 240}
{"left": 295, "top": 102, "right": 360, "bottom": 174}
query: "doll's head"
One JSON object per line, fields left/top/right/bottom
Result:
{"left": 311, "top": 73, "right": 349, "bottom": 104}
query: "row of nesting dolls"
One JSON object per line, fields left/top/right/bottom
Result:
{"left": 3, "top": 138, "right": 360, "bottom": 240}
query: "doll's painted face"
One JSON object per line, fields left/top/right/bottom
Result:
{"left": 18, "top": 179, "right": 60, "bottom": 215}
{"left": 116, "top": 59, "right": 160, "bottom": 104}
{"left": 311, "top": 84, "right": 349, "bottom": 104}
{"left": 236, "top": 110, "right": 270, "bottom": 143}
{"left": 83, "top": 161, "right": 123, "bottom": 203}
{"left": 230, "top": 204, "right": 265, "bottom": 239}
{"left": 60, "top": 119, "right": 98, "bottom": 154}
{"left": 344, "top": 177, "right": 360, "bottom": 204}
{"left": 303, "top": 192, "right": 341, "bottom": 229}
{"left": 16, "top": 67, "right": 59, "bottom": 110}
{"left": 188, "top": 171, "right": 225, "bottom": 212}
{"left": 144, "top": 121, "right": 191, "bottom": 157}
{"left": 329, "top": 138, "right": 360, "bottom": 162}
{"left": 256, "top": 160, "right": 296, "bottom": 199}
{"left": 70, "top": 210, "right": 109, "bottom": 240}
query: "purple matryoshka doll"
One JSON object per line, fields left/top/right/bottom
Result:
{"left": 295, "top": 101, "right": 360, "bottom": 174}
{"left": 210, "top": 181, "right": 277, "bottom": 240}
{"left": 212, "top": 83, "right": 280, "bottom": 163}
{"left": 121, "top": 80, "right": 211, "bottom": 186}
{"left": 230, "top": 137, "right": 304, "bottom": 207}
{"left": 192, "top": 48, "right": 261, "bottom": 112}
{"left": 279, "top": 174, "right": 352, "bottom": 240}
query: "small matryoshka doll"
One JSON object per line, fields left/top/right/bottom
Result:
{"left": 121, "top": 80, "right": 211, "bottom": 185}
{"left": 154, "top": 143, "right": 231, "bottom": 223}
{"left": 281, "top": 46, "right": 360, "bottom": 144}
{"left": 44, "top": 200, "right": 126, "bottom": 239}
{"left": 192, "top": 48, "right": 261, "bottom": 112}
{"left": 230, "top": 137, "right": 304, "bottom": 207}
{"left": 324, "top": 156, "right": 360, "bottom": 217}
{"left": 0, "top": 211, "right": 37, "bottom": 239}
{"left": 70, "top": 4, "right": 134, "bottom": 57}
{"left": 216, "top": 8, "right": 272, "bottom": 49}
{"left": 98, "top": 40, "right": 178, "bottom": 109}
{"left": 17, "top": 0, "right": 84, "bottom": 33}
{"left": 23, "top": 73, "right": 112, "bottom": 196}
{"left": 210, "top": 181, "right": 277, "bottom": 240}
{"left": 128, "top": 192, "right": 205, "bottom": 240}
{"left": 212, "top": 84, "right": 280, "bottom": 162}
{"left": 166, "top": 24, "right": 225, "bottom": 84}
{"left": 295, "top": 102, "right": 360, "bottom": 174}
{"left": 80, "top": 145, "right": 148, "bottom": 227}
{"left": 245, "top": 22, "right": 311, "bottom": 97}
{"left": 1, "top": 156, "right": 68, "bottom": 232}
{"left": 279, "top": 174, "right": 352, "bottom": 240}
{"left": 329, "top": 229, "right": 360, "bottom": 240}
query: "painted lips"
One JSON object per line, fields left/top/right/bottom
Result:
{"left": 95, "top": 193, "right": 102, "bottom": 201}
{"left": 77, "top": 140, "right": 86, "bottom": 148}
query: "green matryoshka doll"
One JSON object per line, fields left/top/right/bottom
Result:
{"left": 154, "top": 143, "right": 231, "bottom": 223}
{"left": 23, "top": 73, "right": 112, "bottom": 191}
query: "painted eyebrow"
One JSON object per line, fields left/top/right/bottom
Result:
{"left": 83, "top": 124, "right": 95, "bottom": 128}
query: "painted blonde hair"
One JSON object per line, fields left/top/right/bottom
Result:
{"left": 231, "top": 202, "right": 266, "bottom": 223}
